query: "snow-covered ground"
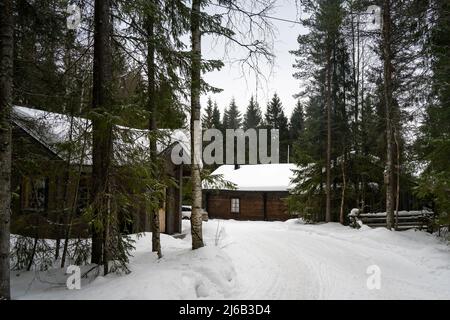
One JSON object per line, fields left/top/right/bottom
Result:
{"left": 11, "top": 219, "right": 450, "bottom": 300}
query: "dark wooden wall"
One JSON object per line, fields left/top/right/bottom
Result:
{"left": 205, "top": 190, "right": 291, "bottom": 221}
{"left": 161, "top": 152, "right": 184, "bottom": 235}
{"left": 11, "top": 123, "right": 185, "bottom": 237}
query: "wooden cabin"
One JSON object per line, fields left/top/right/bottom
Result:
{"left": 11, "top": 106, "right": 190, "bottom": 238}
{"left": 203, "top": 164, "right": 297, "bottom": 221}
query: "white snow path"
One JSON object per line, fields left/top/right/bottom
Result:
{"left": 217, "top": 221, "right": 320, "bottom": 299}
{"left": 213, "top": 220, "right": 450, "bottom": 300}
{"left": 11, "top": 219, "right": 450, "bottom": 300}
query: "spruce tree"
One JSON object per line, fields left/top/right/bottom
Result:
{"left": 202, "top": 97, "right": 215, "bottom": 129}
{"left": 289, "top": 100, "right": 305, "bottom": 142}
{"left": 417, "top": 0, "right": 450, "bottom": 227}
{"left": 290, "top": 0, "right": 346, "bottom": 221}
{"left": 265, "top": 94, "right": 287, "bottom": 128}
{"left": 224, "top": 98, "right": 242, "bottom": 129}
{"left": 243, "top": 95, "right": 262, "bottom": 129}
{"left": 288, "top": 96, "right": 326, "bottom": 222}
{"left": 265, "top": 93, "right": 289, "bottom": 162}
{"left": 222, "top": 105, "right": 229, "bottom": 130}
{"left": 13, "top": 0, "right": 69, "bottom": 111}
{"left": 211, "top": 101, "right": 222, "bottom": 129}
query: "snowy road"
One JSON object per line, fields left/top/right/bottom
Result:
{"left": 12, "top": 219, "right": 450, "bottom": 300}
{"left": 213, "top": 220, "right": 450, "bottom": 299}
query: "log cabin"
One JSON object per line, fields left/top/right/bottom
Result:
{"left": 203, "top": 162, "right": 426, "bottom": 224}
{"left": 11, "top": 106, "right": 190, "bottom": 238}
{"left": 203, "top": 164, "right": 297, "bottom": 221}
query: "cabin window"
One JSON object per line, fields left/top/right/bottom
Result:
{"left": 21, "top": 177, "right": 48, "bottom": 211}
{"left": 231, "top": 198, "right": 240, "bottom": 214}
{"left": 76, "top": 174, "right": 90, "bottom": 214}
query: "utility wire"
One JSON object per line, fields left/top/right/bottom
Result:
{"left": 210, "top": 3, "right": 376, "bottom": 25}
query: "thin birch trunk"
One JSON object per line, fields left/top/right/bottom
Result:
{"left": 190, "top": 0, "right": 204, "bottom": 249}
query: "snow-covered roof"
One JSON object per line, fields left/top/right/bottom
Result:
{"left": 204, "top": 164, "right": 298, "bottom": 191}
{"left": 12, "top": 105, "right": 190, "bottom": 165}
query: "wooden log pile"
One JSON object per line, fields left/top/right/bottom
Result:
{"left": 354, "top": 210, "right": 435, "bottom": 232}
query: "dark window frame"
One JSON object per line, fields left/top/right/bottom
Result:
{"left": 21, "top": 176, "right": 49, "bottom": 212}
{"left": 230, "top": 197, "right": 240, "bottom": 214}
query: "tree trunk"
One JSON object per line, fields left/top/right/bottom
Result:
{"left": 61, "top": 80, "right": 90, "bottom": 268}
{"left": 350, "top": 11, "right": 360, "bottom": 150}
{"left": 394, "top": 126, "right": 400, "bottom": 229}
{"left": 57, "top": 30, "right": 77, "bottom": 263}
{"left": 145, "top": 3, "right": 162, "bottom": 258}
{"left": 325, "top": 46, "right": 332, "bottom": 223}
{"left": 190, "top": 0, "right": 204, "bottom": 249}
{"left": 382, "top": 0, "right": 395, "bottom": 230}
{"left": 27, "top": 231, "right": 39, "bottom": 271}
{"left": 91, "top": 0, "right": 113, "bottom": 269}
{"left": 360, "top": 37, "right": 366, "bottom": 211}
{"left": 340, "top": 151, "right": 346, "bottom": 225}
{"left": 0, "top": 0, "right": 13, "bottom": 300}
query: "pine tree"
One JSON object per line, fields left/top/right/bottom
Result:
{"left": 243, "top": 95, "right": 262, "bottom": 129}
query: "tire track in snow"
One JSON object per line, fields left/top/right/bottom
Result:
{"left": 215, "top": 220, "right": 450, "bottom": 300}
{"left": 219, "top": 221, "right": 320, "bottom": 299}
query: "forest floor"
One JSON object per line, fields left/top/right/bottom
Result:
{"left": 11, "top": 219, "right": 450, "bottom": 299}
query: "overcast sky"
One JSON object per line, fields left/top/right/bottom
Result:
{"left": 200, "top": 0, "right": 308, "bottom": 118}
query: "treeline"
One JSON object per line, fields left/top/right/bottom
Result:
{"left": 202, "top": 94, "right": 305, "bottom": 163}
{"left": 288, "top": 0, "right": 450, "bottom": 228}
{"left": 0, "top": 0, "right": 275, "bottom": 299}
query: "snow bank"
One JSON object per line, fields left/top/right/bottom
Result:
{"left": 12, "top": 229, "right": 237, "bottom": 300}
{"left": 11, "top": 219, "right": 450, "bottom": 300}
